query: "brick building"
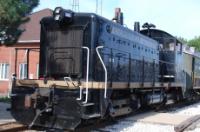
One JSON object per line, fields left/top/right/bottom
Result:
{"left": 0, "top": 9, "right": 52, "bottom": 96}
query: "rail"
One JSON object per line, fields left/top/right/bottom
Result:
{"left": 0, "top": 122, "right": 28, "bottom": 132}
{"left": 96, "top": 46, "right": 107, "bottom": 98}
{"left": 174, "top": 115, "right": 200, "bottom": 132}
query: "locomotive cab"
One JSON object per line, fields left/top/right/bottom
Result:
{"left": 141, "top": 29, "right": 183, "bottom": 82}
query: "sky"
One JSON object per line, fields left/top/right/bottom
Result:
{"left": 33, "top": 0, "right": 200, "bottom": 40}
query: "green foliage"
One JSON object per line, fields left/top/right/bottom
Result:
{"left": 177, "top": 37, "right": 188, "bottom": 44}
{"left": 177, "top": 36, "right": 200, "bottom": 51}
{"left": 0, "top": 96, "right": 10, "bottom": 103}
{"left": 188, "top": 36, "right": 200, "bottom": 51}
{"left": 0, "top": 0, "right": 39, "bottom": 44}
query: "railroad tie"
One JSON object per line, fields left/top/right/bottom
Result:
{"left": 174, "top": 115, "right": 200, "bottom": 132}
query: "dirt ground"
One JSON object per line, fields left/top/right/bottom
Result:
{"left": 0, "top": 102, "right": 15, "bottom": 124}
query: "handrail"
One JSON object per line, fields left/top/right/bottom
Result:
{"left": 96, "top": 46, "right": 107, "bottom": 98}
{"left": 51, "top": 46, "right": 89, "bottom": 102}
{"left": 64, "top": 76, "right": 78, "bottom": 88}
{"left": 81, "top": 47, "right": 90, "bottom": 103}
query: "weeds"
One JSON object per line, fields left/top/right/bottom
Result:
{"left": 0, "top": 97, "right": 10, "bottom": 103}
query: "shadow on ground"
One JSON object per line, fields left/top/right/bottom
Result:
{"left": 0, "top": 102, "right": 15, "bottom": 124}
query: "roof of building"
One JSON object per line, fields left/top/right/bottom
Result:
{"left": 18, "top": 9, "right": 52, "bottom": 43}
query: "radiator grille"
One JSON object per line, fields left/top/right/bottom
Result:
{"left": 46, "top": 27, "right": 83, "bottom": 77}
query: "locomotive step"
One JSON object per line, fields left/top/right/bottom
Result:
{"left": 88, "top": 113, "right": 101, "bottom": 118}
{"left": 110, "top": 107, "right": 132, "bottom": 117}
{"left": 81, "top": 103, "right": 95, "bottom": 106}
{"left": 82, "top": 113, "right": 101, "bottom": 119}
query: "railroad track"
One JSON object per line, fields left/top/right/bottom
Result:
{"left": 0, "top": 122, "right": 28, "bottom": 132}
{"left": 174, "top": 115, "right": 200, "bottom": 132}
{"left": 0, "top": 101, "right": 198, "bottom": 132}
{"left": 76, "top": 101, "right": 200, "bottom": 132}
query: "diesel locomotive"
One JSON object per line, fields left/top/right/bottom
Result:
{"left": 10, "top": 7, "right": 200, "bottom": 130}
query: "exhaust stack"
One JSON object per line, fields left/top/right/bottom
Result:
{"left": 113, "top": 8, "right": 123, "bottom": 25}
{"left": 134, "top": 22, "right": 140, "bottom": 32}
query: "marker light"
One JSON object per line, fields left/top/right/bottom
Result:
{"left": 64, "top": 12, "right": 72, "bottom": 18}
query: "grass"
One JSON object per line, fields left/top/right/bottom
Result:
{"left": 0, "top": 96, "right": 11, "bottom": 103}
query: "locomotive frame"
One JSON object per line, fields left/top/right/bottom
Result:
{"left": 10, "top": 7, "right": 200, "bottom": 130}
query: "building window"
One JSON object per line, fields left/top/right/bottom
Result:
{"left": 19, "top": 63, "right": 27, "bottom": 79}
{"left": 0, "top": 63, "right": 9, "bottom": 80}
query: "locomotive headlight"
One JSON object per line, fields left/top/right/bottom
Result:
{"left": 53, "top": 7, "right": 74, "bottom": 23}
{"left": 54, "top": 14, "right": 61, "bottom": 21}
{"left": 53, "top": 7, "right": 63, "bottom": 21}
{"left": 54, "top": 7, "right": 62, "bottom": 14}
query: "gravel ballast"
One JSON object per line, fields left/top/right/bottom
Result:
{"left": 1, "top": 102, "right": 200, "bottom": 131}
{"left": 99, "top": 102, "right": 200, "bottom": 132}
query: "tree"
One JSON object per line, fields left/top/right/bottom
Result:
{"left": 176, "top": 36, "right": 200, "bottom": 51}
{"left": 0, "top": 0, "right": 39, "bottom": 44}
{"left": 177, "top": 37, "right": 188, "bottom": 44}
{"left": 188, "top": 36, "right": 200, "bottom": 51}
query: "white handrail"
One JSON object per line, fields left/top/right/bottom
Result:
{"left": 64, "top": 77, "right": 73, "bottom": 87}
{"left": 96, "top": 46, "right": 107, "bottom": 98}
{"left": 81, "top": 47, "right": 90, "bottom": 103}
{"left": 76, "top": 85, "right": 83, "bottom": 101}
{"left": 63, "top": 47, "right": 90, "bottom": 103}
{"left": 64, "top": 76, "right": 73, "bottom": 82}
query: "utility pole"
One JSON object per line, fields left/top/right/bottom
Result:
{"left": 96, "top": 0, "right": 98, "bottom": 14}
{"left": 72, "top": 0, "right": 80, "bottom": 12}
{"left": 96, "top": 0, "right": 103, "bottom": 15}
{"left": 100, "top": 0, "right": 103, "bottom": 15}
